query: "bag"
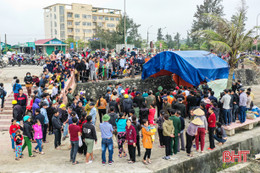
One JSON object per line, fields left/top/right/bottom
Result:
{"left": 247, "top": 112, "right": 256, "bottom": 119}
{"left": 78, "top": 136, "right": 83, "bottom": 147}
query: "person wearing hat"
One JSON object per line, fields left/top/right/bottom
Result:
{"left": 186, "top": 118, "right": 204, "bottom": 157}
{"left": 220, "top": 89, "right": 232, "bottom": 126}
{"left": 82, "top": 116, "right": 97, "bottom": 164}
{"left": 22, "top": 115, "right": 36, "bottom": 157}
{"left": 123, "top": 94, "right": 133, "bottom": 116}
{"left": 162, "top": 97, "right": 171, "bottom": 114}
{"left": 99, "top": 114, "right": 114, "bottom": 165}
{"left": 40, "top": 102, "right": 49, "bottom": 143}
{"left": 155, "top": 86, "right": 163, "bottom": 118}
{"left": 12, "top": 100, "right": 24, "bottom": 122}
{"left": 89, "top": 102, "right": 97, "bottom": 125}
{"left": 239, "top": 88, "right": 247, "bottom": 123}
{"left": 194, "top": 108, "right": 208, "bottom": 153}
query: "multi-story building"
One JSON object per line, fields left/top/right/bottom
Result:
{"left": 44, "top": 3, "right": 121, "bottom": 42}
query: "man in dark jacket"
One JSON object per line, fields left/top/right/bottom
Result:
{"left": 35, "top": 108, "right": 45, "bottom": 126}
{"left": 17, "top": 88, "right": 28, "bottom": 114}
{"left": 108, "top": 106, "right": 118, "bottom": 129}
{"left": 82, "top": 116, "right": 97, "bottom": 164}
{"left": 133, "top": 91, "right": 144, "bottom": 108}
{"left": 172, "top": 98, "right": 186, "bottom": 118}
{"left": 24, "top": 72, "right": 33, "bottom": 97}
{"left": 123, "top": 95, "right": 133, "bottom": 115}
{"left": 13, "top": 100, "right": 24, "bottom": 122}
{"left": 22, "top": 116, "right": 35, "bottom": 157}
{"left": 52, "top": 109, "right": 63, "bottom": 149}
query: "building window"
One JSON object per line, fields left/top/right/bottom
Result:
{"left": 83, "top": 22, "right": 91, "bottom": 26}
{"left": 93, "top": 16, "right": 97, "bottom": 20}
{"left": 54, "top": 6, "right": 56, "bottom": 12}
{"left": 98, "top": 22, "right": 103, "bottom": 27}
{"left": 75, "top": 29, "right": 80, "bottom": 33}
{"left": 54, "top": 22, "right": 57, "bottom": 27}
{"left": 83, "top": 29, "right": 92, "bottom": 33}
{"left": 75, "top": 14, "right": 80, "bottom": 18}
{"left": 60, "top": 24, "right": 65, "bottom": 30}
{"left": 67, "top": 13, "right": 72, "bottom": 18}
{"left": 75, "top": 36, "right": 80, "bottom": 40}
{"left": 110, "top": 17, "right": 114, "bottom": 21}
{"left": 68, "top": 28, "right": 73, "bottom": 33}
{"left": 99, "top": 16, "right": 103, "bottom": 20}
{"left": 60, "top": 16, "right": 64, "bottom": 22}
{"left": 82, "top": 14, "right": 87, "bottom": 18}
{"left": 116, "top": 17, "right": 120, "bottom": 21}
{"left": 59, "top": 6, "right": 64, "bottom": 15}
{"left": 75, "top": 22, "right": 80, "bottom": 26}
{"left": 107, "top": 23, "right": 116, "bottom": 28}
{"left": 60, "top": 31, "right": 65, "bottom": 38}
{"left": 67, "top": 21, "right": 72, "bottom": 25}
{"left": 87, "top": 15, "right": 92, "bottom": 19}
{"left": 105, "top": 17, "right": 109, "bottom": 21}
{"left": 55, "top": 29, "right": 57, "bottom": 35}
{"left": 54, "top": 14, "right": 56, "bottom": 19}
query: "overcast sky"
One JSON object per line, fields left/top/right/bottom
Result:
{"left": 0, "top": 0, "right": 259, "bottom": 44}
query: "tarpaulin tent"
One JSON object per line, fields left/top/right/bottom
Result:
{"left": 142, "top": 50, "right": 229, "bottom": 86}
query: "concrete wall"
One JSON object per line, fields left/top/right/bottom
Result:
{"left": 75, "top": 76, "right": 176, "bottom": 100}
{"left": 155, "top": 126, "right": 260, "bottom": 173}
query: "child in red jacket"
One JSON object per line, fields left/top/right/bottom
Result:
{"left": 14, "top": 130, "right": 23, "bottom": 160}
{"left": 9, "top": 119, "right": 20, "bottom": 151}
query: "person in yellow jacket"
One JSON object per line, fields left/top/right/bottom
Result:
{"left": 141, "top": 119, "right": 155, "bottom": 165}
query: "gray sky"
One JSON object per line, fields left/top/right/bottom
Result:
{"left": 0, "top": 0, "right": 259, "bottom": 45}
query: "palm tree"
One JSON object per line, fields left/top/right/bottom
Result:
{"left": 194, "top": 1, "right": 258, "bottom": 89}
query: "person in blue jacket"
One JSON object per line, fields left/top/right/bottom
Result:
{"left": 13, "top": 79, "right": 22, "bottom": 100}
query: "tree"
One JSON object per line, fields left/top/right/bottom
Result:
{"left": 165, "top": 34, "right": 175, "bottom": 49}
{"left": 65, "top": 38, "right": 86, "bottom": 50}
{"left": 155, "top": 40, "right": 168, "bottom": 50}
{"left": 194, "top": 0, "right": 258, "bottom": 89}
{"left": 186, "top": 31, "right": 192, "bottom": 47}
{"left": 174, "top": 32, "right": 181, "bottom": 49}
{"left": 157, "top": 28, "right": 164, "bottom": 41}
{"left": 191, "top": 0, "right": 224, "bottom": 45}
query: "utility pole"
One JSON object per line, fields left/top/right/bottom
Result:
{"left": 124, "top": 0, "right": 127, "bottom": 49}
{"left": 147, "top": 25, "right": 153, "bottom": 49}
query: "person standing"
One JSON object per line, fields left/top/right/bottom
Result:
{"left": 68, "top": 117, "right": 81, "bottom": 165}
{"left": 220, "top": 89, "right": 232, "bottom": 126}
{"left": 66, "top": 88, "right": 74, "bottom": 107}
{"left": 162, "top": 98, "right": 171, "bottom": 114}
{"left": 82, "top": 116, "right": 97, "bottom": 164}
{"left": 231, "top": 90, "right": 239, "bottom": 122}
{"left": 239, "top": 88, "right": 247, "bottom": 123}
{"left": 96, "top": 95, "right": 107, "bottom": 123}
{"left": 40, "top": 102, "right": 49, "bottom": 143}
{"left": 32, "top": 119, "right": 44, "bottom": 154}
{"left": 12, "top": 100, "right": 24, "bottom": 122}
{"left": 162, "top": 114, "right": 174, "bottom": 160}
{"left": 9, "top": 119, "right": 20, "bottom": 151}
{"left": 116, "top": 113, "right": 127, "bottom": 158}
{"left": 186, "top": 118, "right": 204, "bottom": 157}
{"left": 17, "top": 89, "right": 28, "bottom": 114}
{"left": 142, "top": 119, "right": 156, "bottom": 165}
{"left": 125, "top": 119, "right": 137, "bottom": 163}
{"left": 207, "top": 107, "right": 216, "bottom": 150}
{"left": 0, "top": 83, "right": 7, "bottom": 112}
{"left": 131, "top": 115, "right": 141, "bottom": 157}
{"left": 22, "top": 116, "right": 36, "bottom": 157}
{"left": 169, "top": 110, "right": 181, "bottom": 155}
{"left": 194, "top": 108, "right": 208, "bottom": 153}
{"left": 13, "top": 79, "right": 22, "bottom": 100}
{"left": 100, "top": 114, "right": 114, "bottom": 165}
{"left": 24, "top": 72, "right": 33, "bottom": 97}
{"left": 89, "top": 103, "right": 97, "bottom": 125}
{"left": 52, "top": 109, "right": 63, "bottom": 149}
{"left": 156, "top": 110, "right": 165, "bottom": 148}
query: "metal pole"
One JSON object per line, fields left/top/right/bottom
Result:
{"left": 124, "top": 0, "right": 127, "bottom": 49}
{"left": 147, "top": 25, "right": 153, "bottom": 49}
{"left": 256, "top": 13, "right": 260, "bottom": 51}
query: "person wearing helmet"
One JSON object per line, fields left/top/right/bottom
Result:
{"left": 12, "top": 100, "right": 24, "bottom": 122}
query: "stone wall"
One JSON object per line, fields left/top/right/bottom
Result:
{"left": 75, "top": 76, "right": 176, "bottom": 100}
{"left": 234, "top": 69, "right": 260, "bottom": 86}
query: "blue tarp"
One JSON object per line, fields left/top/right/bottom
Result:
{"left": 142, "top": 50, "right": 229, "bottom": 86}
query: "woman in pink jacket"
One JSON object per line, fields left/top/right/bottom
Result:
{"left": 32, "top": 119, "right": 44, "bottom": 154}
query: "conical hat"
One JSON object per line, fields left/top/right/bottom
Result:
{"left": 191, "top": 118, "right": 204, "bottom": 126}
{"left": 193, "top": 108, "right": 205, "bottom": 116}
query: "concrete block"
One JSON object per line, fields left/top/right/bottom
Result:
{"left": 225, "top": 129, "right": 235, "bottom": 136}
{"left": 243, "top": 123, "right": 254, "bottom": 130}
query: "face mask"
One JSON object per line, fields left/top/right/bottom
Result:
{"left": 27, "top": 75, "right": 30, "bottom": 77}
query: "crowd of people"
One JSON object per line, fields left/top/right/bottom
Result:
{"left": 7, "top": 48, "right": 259, "bottom": 166}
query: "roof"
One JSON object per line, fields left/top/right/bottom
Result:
{"left": 35, "top": 38, "right": 54, "bottom": 45}
{"left": 141, "top": 50, "right": 229, "bottom": 86}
